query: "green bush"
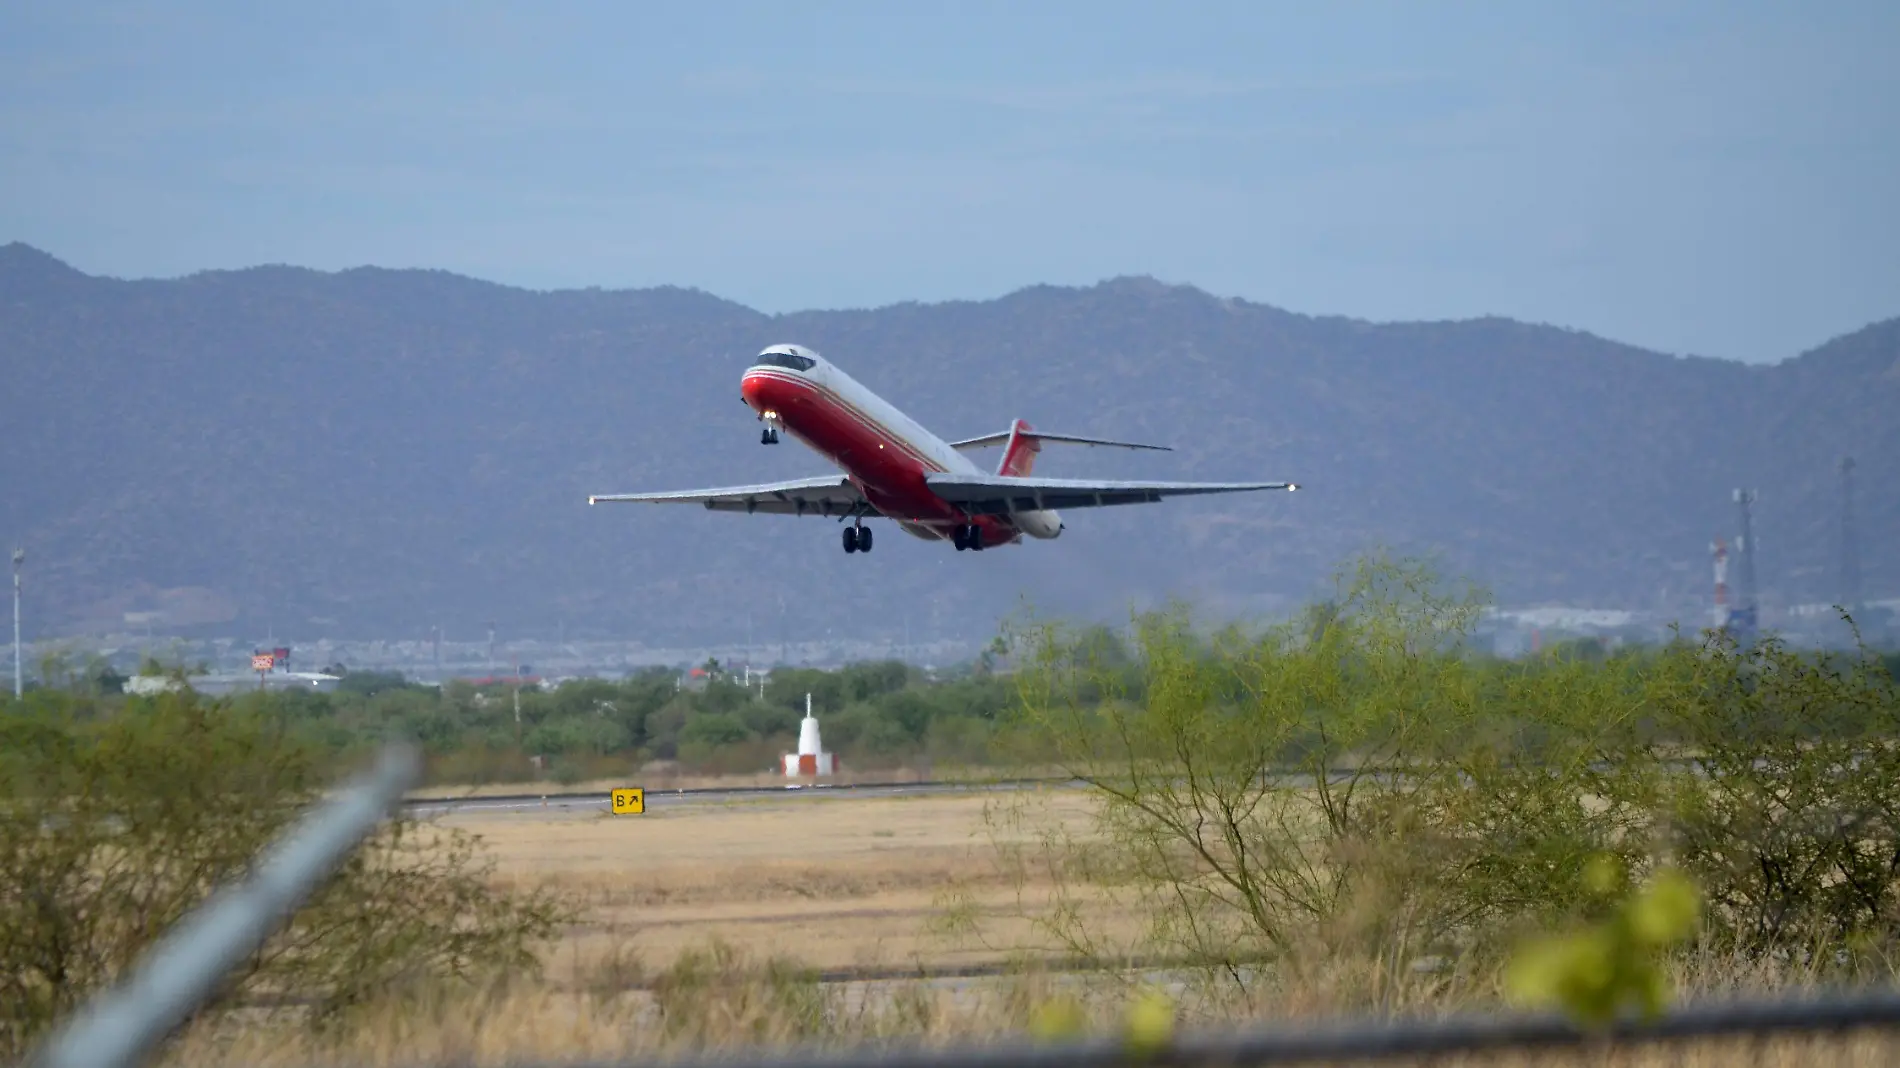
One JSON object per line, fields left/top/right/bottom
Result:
{"left": 1654, "top": 630, "right": 1900, "bottom": 956}
{"left": 681, "top": 712, "right": 751, "bottom": 748}
{"left": 986, "top": 554, "right": 1900, "bottom": 1009}
{"left": 0, "top": 693, "right": 569, "bottom": 1056}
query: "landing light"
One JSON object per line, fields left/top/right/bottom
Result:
{"left": 1288, "top": 484, "right": 1299, "bottom": 492}
{"left": 588, "top": 496, "right": 597, "bottom": 505}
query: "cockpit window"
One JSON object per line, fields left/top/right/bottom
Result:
{"left": 754, "top": 352, "right": 816, "bottom": 372}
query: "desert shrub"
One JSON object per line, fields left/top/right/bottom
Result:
{"left": 651, "top": 939, "right": 831, "bottom": 1046}
{"left": 0, "top": 692, "right": 569, "bottom": 1056}
{"left": 993, "top": 556, "right": 1497, "bottom": 992}
{"left": 678, "top": 736, "right": 784, "bottom": 776}
{"left": 834, "top": 701, "right": 917, "bottom": 760}
{"left": 681, "top": 711, "right": 751, "bottom": 749}
{"left": 1653, "top": 631, "right": 1900, "bottom": 958}
{"left": 422, "top": 743, "right": 535, "bottom": 787}
{"left": 985, "top": 553, "right": 1900, "bottom": 1009}
{"left": 841, "top": 660, "right": 911, "bottom": 702}
{"left": 739, "top": 700, "right": 800, "bottom": 739}
{"left": 524, "top": 715, "right": 633, "bottom": 757}
{"left": 924, "top": 714, "right": 994, "bottom": 766}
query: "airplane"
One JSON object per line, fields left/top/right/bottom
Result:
{"left": 588, "top": 344, "right": 1297, "bottom": 554}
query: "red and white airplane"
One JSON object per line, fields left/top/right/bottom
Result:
{"left": 588, "top": 344, "right": 1297, "bottom": 554}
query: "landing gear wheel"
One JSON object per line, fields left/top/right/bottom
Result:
{"left": 952, "top": 526, "right": 967, "bottom": 551}
{"left": 857, "top": 526, "right": 873, "bottom": 553}
{"left": 843, "top": 526, "right": 859, "bottom": 553}
{"left": 760, "top": 427, "right": 780, "bottom": 445}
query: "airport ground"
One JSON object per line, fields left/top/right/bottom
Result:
{"left": 164, "top": 787, "right": 1900, "bottom": 1067}
{"left": 476, "top": 788, "right": 1091, "bottom": 978}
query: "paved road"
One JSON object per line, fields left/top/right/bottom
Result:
{"left": 402, "top": 778, "right": 1067, "bottom": 817}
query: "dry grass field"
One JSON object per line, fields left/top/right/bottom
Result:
{"left": 468, "top": 788, "right": 1098, "bottom": 978}
{"left": 162, "top": 787, "right": 1900, "bottom": 1067}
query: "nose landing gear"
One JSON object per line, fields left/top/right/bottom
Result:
{"left": 759, "top": 411, "right": 782, "bottom": 445}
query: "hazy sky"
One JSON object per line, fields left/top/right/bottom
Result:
{"left": 3, "top": 1, "right": 1895, "bottom": 363}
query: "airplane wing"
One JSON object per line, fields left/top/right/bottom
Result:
{"left": 924, "top": 474, "right": 1296, "bottom": 515}
{"left": 948, "top": 430, "right": 1171, "bottom": 452}
{"left": 588, "top": 475, "right": 878, "bottom": 517}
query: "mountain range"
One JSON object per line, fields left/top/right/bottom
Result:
{"left": 1, "top": 242, "right": 1893, "bottom": 648}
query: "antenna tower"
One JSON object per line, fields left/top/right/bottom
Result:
{"left": 1731, "top": 489, "right": 1759, "bottom": 638}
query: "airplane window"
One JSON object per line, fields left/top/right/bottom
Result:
{"left": 754, "top": 352, "right": 816, "bottom": 371}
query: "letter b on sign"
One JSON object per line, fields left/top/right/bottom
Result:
{"left": 611, "top": 788, "right": 645, "bottom": 815}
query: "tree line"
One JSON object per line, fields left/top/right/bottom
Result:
{"left": 3, "top": 656, "right": 1023, "bottom": 785}
{"left": 7, "top": 613, "right": 1898, "bottom": 790}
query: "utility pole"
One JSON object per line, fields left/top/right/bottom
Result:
{"left": 1711, "top": 539, "right": 1731, "bottom": 631}
{"left": 1841, "top": 457, "right": 1862, "bottom": 615}
{"left": 485, "top": 621, "right": 497, "bottom": 677}
{"left": 11, "top": 547, "right": 22, "bottom": 699}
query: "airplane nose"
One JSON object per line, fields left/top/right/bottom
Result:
{"left": 741, "top": 372, "right": 769, "bottom": 410}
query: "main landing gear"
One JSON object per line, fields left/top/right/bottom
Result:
{"left": 951, "top": 524, "right": 983, "bottom": 552}
{"left": 843, "top": 524, "right": 873, "bottom": 554}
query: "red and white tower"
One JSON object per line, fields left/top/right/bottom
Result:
{"left": 782, "top": 693, "right": 836, "bottom": 777}
{"left": 1711, "top": 538, "right": 1731, "bottom": 629}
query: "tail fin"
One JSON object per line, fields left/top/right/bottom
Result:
{"left": 997, "top": 419, "right": 1041, "bottom": 477}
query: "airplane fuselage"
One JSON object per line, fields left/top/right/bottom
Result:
{"left": 740, "top": 350, "right": 1060, "bottom": 548}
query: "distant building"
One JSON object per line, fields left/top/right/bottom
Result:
{"left": 462, "top": 674, "right": 542, "bottom": 688}
{"left": 183, "top": 672, "right": 342, "bottom": 696}
{"left": 123, "top": 675, "right": 187, "bottom": 696}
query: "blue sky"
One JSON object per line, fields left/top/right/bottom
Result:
{"left": 3, "top": 1, "right": 1894, "bottom": 363}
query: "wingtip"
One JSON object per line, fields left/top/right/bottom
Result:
{"left": 587, "top": 496, "right": 597, "bottom": 506}
{"left": 1287, "top": 483, "right": 1299, "bottom": 492}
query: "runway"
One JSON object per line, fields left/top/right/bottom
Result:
{"left": 400, "top": 776, "right": 1073, "bottom": 817}
{"left": 398, "top": 765, "right": 1441, "bottom": 818}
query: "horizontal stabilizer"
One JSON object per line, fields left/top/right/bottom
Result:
{"left": 925, "top": 474, "right": 1296, "bottom": 516}
{"left": 947, "top": 430, "right": 1171, "bottom": 452}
